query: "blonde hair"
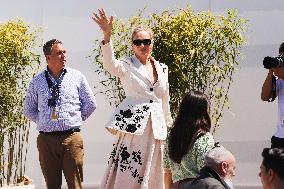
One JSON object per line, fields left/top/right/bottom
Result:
{"left": 131, "top": 26, "right": 153, "bottom": 41}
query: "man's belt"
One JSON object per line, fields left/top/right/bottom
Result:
{"left": 39, "top": 128, "right": 80, "bottom": 135}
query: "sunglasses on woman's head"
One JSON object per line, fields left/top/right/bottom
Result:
{"left": 132, "top": 39, "right": 152, "bottom": 46}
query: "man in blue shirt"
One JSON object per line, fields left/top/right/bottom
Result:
{"left": 23, "top": 39, "right": 97, "bottom": 189}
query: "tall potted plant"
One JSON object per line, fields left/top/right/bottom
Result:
{"left": 0, "top": 19, "right": 41, "bottom": 188}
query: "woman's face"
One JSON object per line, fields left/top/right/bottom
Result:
{"left": 131, "top": 30, "right": 153, "bottom": 60}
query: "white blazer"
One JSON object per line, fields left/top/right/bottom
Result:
{"left": 101, "top": 41, "right": 173, "bottom": 140}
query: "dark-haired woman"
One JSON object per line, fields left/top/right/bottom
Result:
{"left": 163, "top": 91, "right": 215, "bottom": 189}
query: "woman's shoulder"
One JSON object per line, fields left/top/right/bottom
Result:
{"left": 156, "top": 61, "right": 167, "bottom": 67}
{"left": 156, "top": 61, "right": 168, "bottom": 70}
{"left": 190, "top": 132, "right": 214, "bottom": 158}
{"left": 194, "top": 132, "right": 214, "bottom": 147}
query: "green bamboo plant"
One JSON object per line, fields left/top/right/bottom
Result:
{"left": 90, "top": 6, "right": 247, "bottom": 133}
{"left": 0, "top": 19, "right": 41, "bottom": 186}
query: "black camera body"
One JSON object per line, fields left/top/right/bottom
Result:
{"left": 263, "top": 55, "right": 284, "bottom": 69}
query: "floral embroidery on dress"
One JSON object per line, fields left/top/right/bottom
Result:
{"left": 108, "top": 143, "right": 144, "bottom": 184}
{"left": 114, "top": 105, "right": 150, "bottom": 133}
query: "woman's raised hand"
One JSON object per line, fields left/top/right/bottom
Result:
{"left": 92, "top": 8, "right": 113, "bottom": 43}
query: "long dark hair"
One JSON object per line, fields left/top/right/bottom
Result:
{"left": 168, "top": 91, "right": 211, "bottom": 163}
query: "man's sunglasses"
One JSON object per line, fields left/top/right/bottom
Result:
{"left": 133, "top": 39, "right": 152, "bottom": 46}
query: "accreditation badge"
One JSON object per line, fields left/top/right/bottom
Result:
{"left": 51, "top": 107, "right": 58, "bottom": 121}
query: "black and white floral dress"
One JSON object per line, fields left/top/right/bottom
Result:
{"left": 100, "top": 41, "right": 172, "bottom": 189}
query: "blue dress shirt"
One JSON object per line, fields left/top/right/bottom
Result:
{"left": 23, "top": 67, "right": 96, "bottom": 132}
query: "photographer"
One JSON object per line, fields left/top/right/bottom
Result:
{"left": 261, "top": 42, "right": 284, "bottom": 148}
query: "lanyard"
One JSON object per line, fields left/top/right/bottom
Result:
{"left": 44, "top": 68, "right": 67, "bottom": 107}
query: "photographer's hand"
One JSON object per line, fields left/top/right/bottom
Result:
{"left": 261, "top": 70, "right": 275, "bottom": 101}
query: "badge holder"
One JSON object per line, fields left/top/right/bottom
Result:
{"left": 51, "top": 107, "right": 59, "bottom": 121}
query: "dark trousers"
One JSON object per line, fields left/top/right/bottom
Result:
{"left": 37, "top": 132, "right": 84, "bottom": 189}
{"left": 271, "top": 136, "right": 284, "bottom": 148}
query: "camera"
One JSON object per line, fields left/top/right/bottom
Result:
{"left": 263, "top": 55, "right": 284, "bottom": 69}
